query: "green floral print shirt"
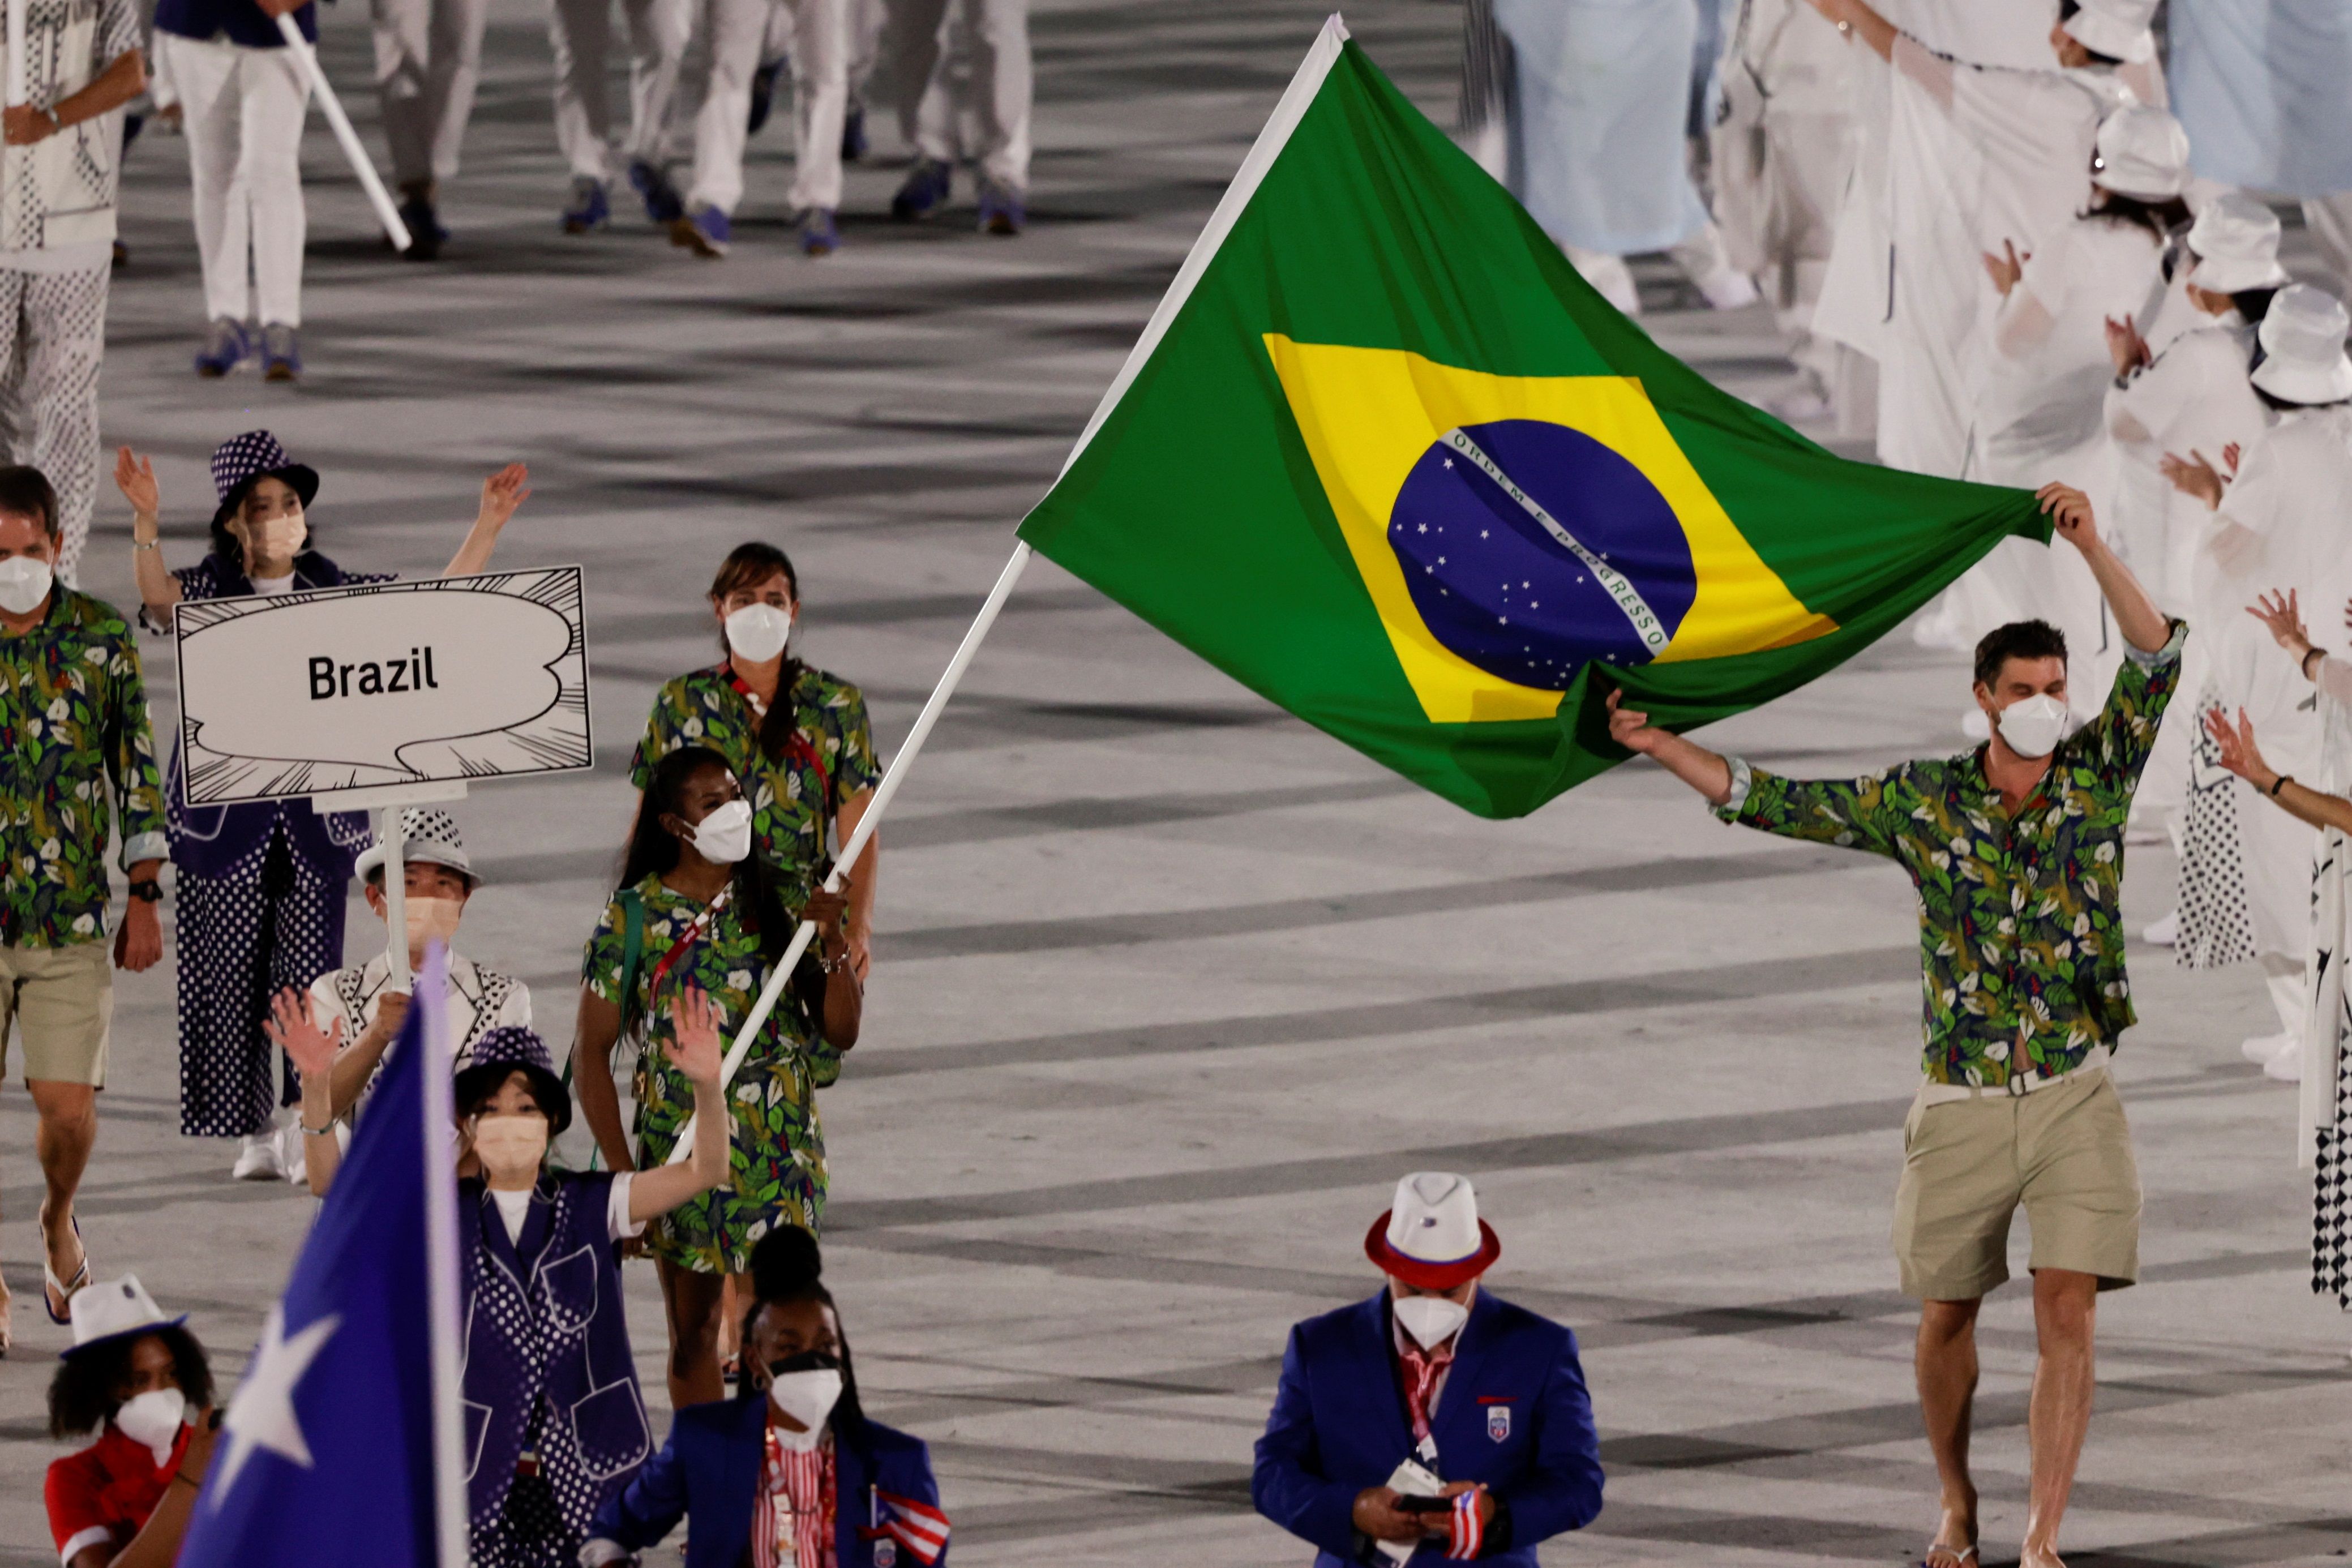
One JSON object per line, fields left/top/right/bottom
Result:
{"left": 0, "top": 590, "right": 168, "bottom": 947}
{"left": 628, "top": 663, "right": 881, "bottom": 905}
{"left": 582, "top": 874, "right": 842, "bottom": 1273}
{"left": 1716, "top": 622, "right": 2185, "bottom": 1088}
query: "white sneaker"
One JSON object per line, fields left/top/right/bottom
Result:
{"left": 2141, "top": 910, "right": 2178, "bottom": 946}
{"left": 232, "top": 1133, "right": 281, "bottom": 1181}
{"left": 277, "top": 1119, "right": 307, "bottom": 1185}
{"left": 2240, "top": 1030, "right": 2296, "bottom": 1066}
{"left": 1695, "top": 266, "right": 1762, "bottom": 311}
{"left": 2264, "top": 1043, "right": 2303, "bottom": 1082}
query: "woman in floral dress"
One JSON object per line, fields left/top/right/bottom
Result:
{"left": 629, "top": 542, "right": 882, "bottom": 977}
{"left": 571, "top": 744, "right": 862, "bottom": 1410}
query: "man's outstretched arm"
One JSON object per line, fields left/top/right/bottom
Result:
{"left": 1606, "top": 689, "right": 1734, "bottom": 804}
{"left": 2037, "top": 483, "right": 2169, "bottom": 654}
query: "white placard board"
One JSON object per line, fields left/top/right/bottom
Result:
{"left": 173, "top": 565, "right": 593, "bottom": 807}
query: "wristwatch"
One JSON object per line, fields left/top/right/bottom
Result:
{"left": 127, "top": 879, "right": 162, "bottom": 903}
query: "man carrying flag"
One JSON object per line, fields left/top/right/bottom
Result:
{"left": 1608, "top": 483, "right": 2179, "bottom": 1568}
{"left": 177, "top": 953, "right": 467, "bottom": 1568}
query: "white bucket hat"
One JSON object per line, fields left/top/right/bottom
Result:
{"left": 2062, "top": 0, "right": 2157, "bottom": 63}
{"left": 1363, "top": 1171, "right": 1501, "bottom": 1289}
{"left": 2251, "top": 284, "right": 2352, "bottom": 406}
{"left": 355, "top": 806, "right": 478, "bottom": 888}
{"left": 2092, "top": 105, "right": 2191, "bottom": 201}
{"left": 2186, "top": 192, "right": 2290, "bottom": 295}
{"left": 62, "top": 1274, "right": 186, "bottom": 1360}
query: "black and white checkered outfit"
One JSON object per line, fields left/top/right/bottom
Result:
{"left": 0, "top": 0, "right": 143, "bottom": 585}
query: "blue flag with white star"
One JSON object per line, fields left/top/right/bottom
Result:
{"left": 181, "top": 958, "right": 461, "bottom": 1567}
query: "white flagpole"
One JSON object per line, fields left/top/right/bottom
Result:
{"left": 665, "top": 542, "right": 1034, "bottom": 1164}
{"left": 273, "top": 13, "right": 413, "bottom": 252}
{"left": 415, "top": 945, "right": 468, "bottom": 1567}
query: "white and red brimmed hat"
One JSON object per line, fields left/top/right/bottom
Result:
{"left": 1363, "top": 1171, "right": 1500, "bottom": 1290}
{"left": 2062, "top": 0, "right": 2156, "bottom": 63}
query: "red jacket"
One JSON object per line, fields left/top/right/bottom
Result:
{"left": 48, "top": 1424, "right": 188, "bottom": 1565}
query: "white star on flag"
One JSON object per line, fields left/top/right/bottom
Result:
{"left": 210, "top": 1305, "right": 341, "bottom": 1505}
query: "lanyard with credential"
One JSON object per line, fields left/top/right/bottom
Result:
{"left": 648, "top": 881, "right": 732, "bottom": 1000}
{"left": 719, "top": 664, "right": 833, "bottom": 820}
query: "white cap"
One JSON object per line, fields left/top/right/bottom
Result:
{"left": 2062, "top": 0, "right": 2157, "bottom": 63}
{"left": 355, "top": 806, "right": 478, "bottom": 888}
{"left": 2185, "top": 192, "right": 2289, "bottom": 295}
{"left": 2251, "top": 284, "right": 2352, "bottom": 406}
{"left": 65, "top": 1274, "right": 185, "bottom": 1358}
{"left": 2092, "top": 105, "right": 2191, "bottom": 201}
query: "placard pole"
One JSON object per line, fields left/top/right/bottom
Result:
{"left": 381, "top": 806, "right": 408, "bottom": 991}
{"left": 663, "top": 542, "right": 1034, "bottom": 1164}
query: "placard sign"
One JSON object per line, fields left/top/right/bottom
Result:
{"left": 174, "top": 566, "right": 593, "bottom": 806}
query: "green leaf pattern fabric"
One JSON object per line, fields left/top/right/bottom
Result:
{"left": 1720, "top": 626, "right": 2184, "bottom": 1087}
{"left": 583, "top": 874, "right": 841, "bottom": 1273}
{"left": 0, "top": 590, "right": 167, "bottom": 947}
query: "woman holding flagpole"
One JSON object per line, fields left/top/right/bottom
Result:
{"left": 631, "top": 542, "right": 881, "bottom": 979}
{"left": 115, "top": 432, "right": 529, "bottom": 1184}
{"left": 572, "top": 746, "right": 862, "bottom": 1413}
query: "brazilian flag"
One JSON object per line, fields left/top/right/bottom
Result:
{"left": 1016, "top": 18, "right": 2045, "bottom": 819}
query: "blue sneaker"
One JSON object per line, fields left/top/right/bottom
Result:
{"left": 747, "top": 58, "right": 782, "bottom": 136}
{"left": 976, "top": 179, "right": 1025, "bottom": 235}
{"left": 628, "top": 160, "right": 684, "bottom": 225}
{"left": 671, "top": 204, "right": 731, "bottom": 258}
{"left": 561, "top": 176, "right": 610, "bottom": 234}
{"left": 262, "top": 323, "right": 301, "bottom": 383}
{"left": 890, "top": 157, "right": 952, "bottom": 221}
{"left": 194, "top": 318, "right": 248, "bottom": 378}
{"left": 799, "top": 208, "right": 839, "bottom": 256}
{"left": 841, "top": 105, "right": 867, "bottom": 161}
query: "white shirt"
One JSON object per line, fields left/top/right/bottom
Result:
{"left": 488, "top": 1175, "right": 642, "bottom": 1247}
{"left": 251, "top": 572, "right": 296, "bottom": 596}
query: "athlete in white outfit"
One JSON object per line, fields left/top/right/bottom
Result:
{"left": 548, "top": 0, "right": 689, "bottom": 234}
{"left": 667, "top": 0, "right": 850, "bottom": 256}
{"left": 370, "top": 0, "right": 491, "bottom": 258}
{"left": 2103, "top": 192, "right": 2289, "bottom": 880}
{"left": 879, "top": 0, "right": 1032, "bottom": 234}
{"left": 1710, "top": 0, "right": 1857, "bottom": 421}
{"left": 2169, "top": 286, "right": 2352, "bottom": 1073}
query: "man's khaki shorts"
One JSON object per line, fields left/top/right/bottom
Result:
{"left": 0, "top": 941, "right": 113, "bottom": 1087}
{"left": 1891, "top": 1066, "right": 2141, "bottom": 1300}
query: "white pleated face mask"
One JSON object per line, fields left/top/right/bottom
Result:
{"left": 689, "top": 798, "right": 755, "bottom": 865}
{"left": 0, "top": 554, "right": 54, "bottom": 616}
{"left": 1393, "top": 1294, "right": 1470, "bottom": 1349}
{"left": 1995, "top": 693, "right": 2070, "bottom": 760}
{"left": 725, "top": 603, "right": 794, "bottom": 664}
{"left": 766, "top": 1367, "right": 843, "bottom": 1450}
{"left": 114, "top": 1387, "right": 187, "bottom": 1467}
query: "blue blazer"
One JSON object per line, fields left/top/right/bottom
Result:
{"left": 1253, "top": 1288, "right": 1603, "bottom": 1567}
{"left": 587, "top": 1391, "right": 947, "bottom": 1568}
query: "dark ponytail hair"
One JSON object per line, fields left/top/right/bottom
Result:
{"left": 710, "top": 543, "right": 807, "bottom": 765}
{"left": 746, "top": 1225, "right": 867, "bottom": 1437}
{"left": 2232, "top": 285, "right": 2281, "bottom": 324}
{"left": 2085, "top": 190, "right": 2193, "bottom": 244}
{"left": 620, "top": 746, "right": 795, "bottom": 967}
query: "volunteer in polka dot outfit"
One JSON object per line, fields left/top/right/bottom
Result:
{"left": 629, "top": 541, "right": 882, "bottom": 979}
{"left": 113, "top": 430, "right": 532, "bottom": 1180}
{"left": 571, "top": 744, "right": 863, "bottom": 1413}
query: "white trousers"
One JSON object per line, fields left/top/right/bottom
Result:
{"left": 675, "top": 0, "right": 845, "bottom": 215}
{"left": 158, "top": 33, "right": 309, "bottom": 328}
{"left": 549, "top": 0, "right": 689, "bottom": 182}
{"left": 1565, "top": 225, "right": 1736, "bottom": 317}
{"left": 0, "top": 266, "right": 105, "bottom": 585}
{"left": 371, "top": 0, "right": 491, "bottom": 186}
{"left": 880, "top": 0, "right": 1028, "bottom": 190}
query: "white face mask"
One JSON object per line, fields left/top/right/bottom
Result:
{"left": 393, "top": 894, "right": 464, "bottom": 950}
{"left": 245, "top": 512, "right": 307, "bottom": 564}
{"left": 1994, "top": 692, "right": 2070, "bottom": 760}
{"left": 471, "top": 1113, "right": 549, "bottom": 1187}
{"left": 0, "top": 553, "right": 54, "bottom": 616}
{"left": 766, "top": 1368, "right": 843, "bottom": 1450}
{"left": 724, "top": 603, "right": 794, "bottom": 665}
{"left": 115, "top": 1387, "right": 187, "bottom": 1467}
{"left": 1393, "top": 1293, "right": 1471, "bottom": 1350}
{"left": 689, "top": 798, "right": 754, "bottom": 866}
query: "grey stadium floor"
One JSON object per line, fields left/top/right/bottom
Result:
{"left": 2, "top": 0, "right": 2349, "bottom": 1563}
